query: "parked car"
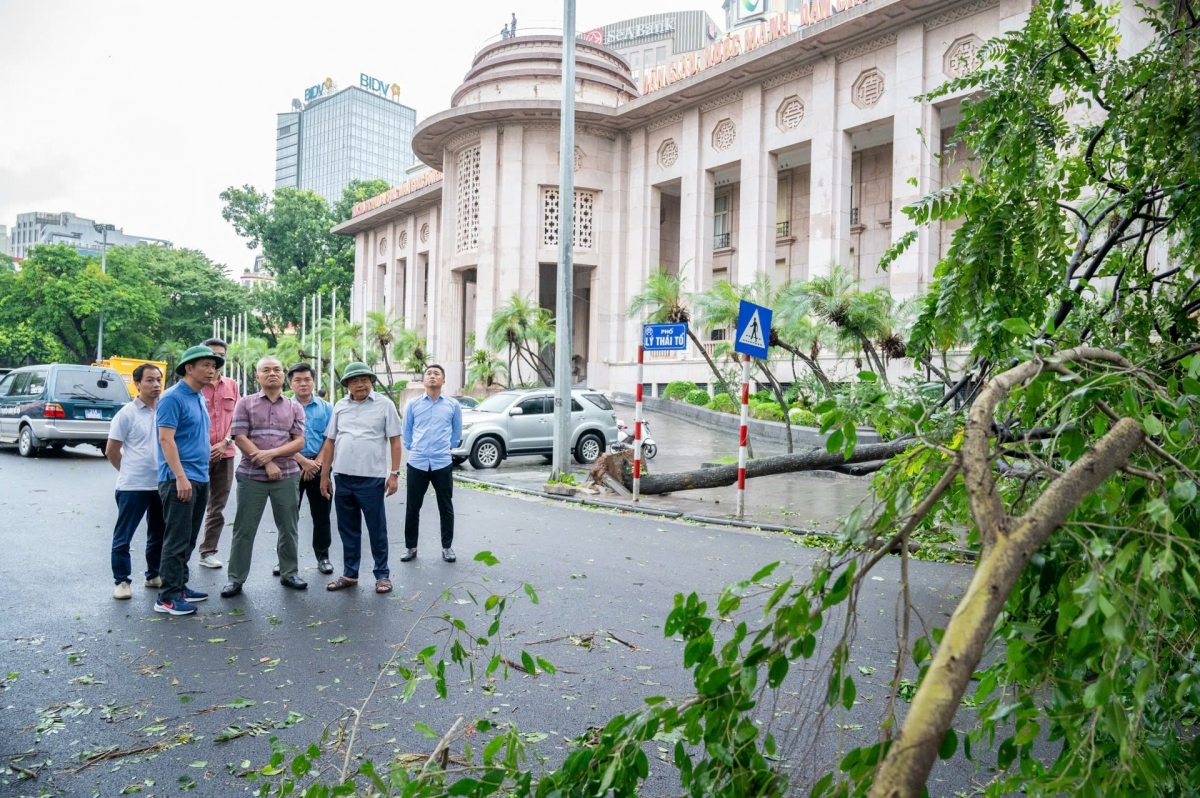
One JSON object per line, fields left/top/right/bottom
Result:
{"left": 452, "top": 395, "right": 479, "bottom": 410}
{"left": 0, "top": 364, "right": 129, "bottom": 456}
{"left": 452, "top": 388, "right": 617, "bottom": 469}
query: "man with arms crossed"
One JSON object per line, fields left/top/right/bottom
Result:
{"left": 401, "top": 364, "right": 462, "bottom": 564}
{"left": 106, "top": 363, "right": 165, "bottom": 599}
{"left": 220, "top": 357, "right": 307, "bottom": 597}
{"left": 319, "top": 363, "right": 402, "bottom": 594}
{"left": 285, "top": 363, "right": 334, "bottom": 576}
{"left": 197, "top": 337, "right": 240, "bottom": 570}
{"left": 155, "top": 346, "right": 220, "bottom": 616}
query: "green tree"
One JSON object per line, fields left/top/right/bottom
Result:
{"left": 485, "top": 293, "right": 554, "bottom": 387}
{"left": 798, "top": 265, "right": 890, "bottom": 380}
{"left": 465, "top": 346, "right": 507, "bottom": 392}
{"left": 627, "top": 270, "right": 734, "bottom": 399}
{"left": 220, "top": 180, "right": 390, "bottom": 336}
{"left": 0, "top": 243, "right": 160, "bottom": 363}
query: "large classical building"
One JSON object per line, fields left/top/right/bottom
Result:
{"left": 333, "top": 0, "right": 1147, "bottom": 396}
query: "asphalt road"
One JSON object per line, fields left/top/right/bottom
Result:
{"left": 0, "top": 444, "right": 982, "bottom": 797}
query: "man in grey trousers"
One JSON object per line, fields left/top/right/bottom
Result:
{"left": 220, "top": 356, "right": 308, "bottom": 597}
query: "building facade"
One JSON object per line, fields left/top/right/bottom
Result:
{"left": 276, "top": 78, "right": 418, "bottom": 204}
{"left": 10, "top": 212, "right": 172, "bottom": 259}
{"left": 334, "top": 0, "right": 1148, "bottom": 397}
{"left": 583, "top": 11, "right": 724, "bottom": 89}
{"left": 0, "top": 225, "right": 10, "bottom": 258}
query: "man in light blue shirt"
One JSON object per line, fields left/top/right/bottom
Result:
{"left": 288, "top": 363, "right": 334, "bottom": 575}
{"left": 401, "top": 364, "right": 463, "bottom": 564}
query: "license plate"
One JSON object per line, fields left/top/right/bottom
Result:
{"left": 85, "top": 409, "right": 102, "bottom": 420}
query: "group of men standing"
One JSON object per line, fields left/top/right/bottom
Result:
{"left": 106, "top": 340, "right": 462, "bottom": 616}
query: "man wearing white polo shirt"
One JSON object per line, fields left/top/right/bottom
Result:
{"left": 105, "top": 363, "right": 166, "bottom": 599}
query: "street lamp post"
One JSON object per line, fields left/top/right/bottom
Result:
{"left": 551, "top": 0, "right": 577, "bottom": 479}
{"left": 94, "top": 223, "right": 115, "bottom": 363}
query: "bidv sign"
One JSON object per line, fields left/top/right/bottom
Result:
{"left": 360, "top": 73, "right": 400, "bottom": 98}
{"left": 304, "top": 77, "right": 334, "bottom": 103}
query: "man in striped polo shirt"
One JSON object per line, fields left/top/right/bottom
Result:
{"left": 220, "top": 356, "right": 307, "bottom": 598}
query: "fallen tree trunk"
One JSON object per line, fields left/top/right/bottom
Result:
{"left": 627, "top": 439, "right": 913, "bottom": 494}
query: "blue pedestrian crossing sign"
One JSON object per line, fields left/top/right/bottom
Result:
{"left": 735, "top": 301, "right": 772, "bottom": 359}
{"left": 643, "top": 323, "right": 688, "bottom": 351}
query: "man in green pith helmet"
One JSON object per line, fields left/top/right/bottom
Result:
{"left": 318, "top": 363, "right": 402, "bottom": 595}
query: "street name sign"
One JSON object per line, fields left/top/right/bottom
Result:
{"left": 734, "top": 301, "right": 772, "bottom": 359}
{"left": 643, "top": 323, "right": 689, "bottom": 351}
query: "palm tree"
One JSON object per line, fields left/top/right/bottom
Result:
{"left": 392, "top": 327, "right": 429, "bottom": 375}
{"left": 774, "top": 282, "right": 836, "bottom": 393}
{"left": 872, "top": 292, "right": 917, "bottom": 367}
{"left": 485, "top": 293, "right": 554, "bottom": 387}
{"left": 271, "top": 336, "right": 303, "bottom": 369}
{"left": 365, "top": 310, "right": 406, "bottom": 391}
{"left": 227, "top": 336, "right": 270, "bottom": 391}
{"left": 153, "top": 341, "right": 188, "bottom": 385}
{"left": 695, "top": 274, "right": 796, "bottom": 453}
{"left": 627, "top": 270, "right": 734, "bottom": 399}
{"left": 465, "top": 347, "right": 507, "bottom": 392}
{"left": 801, "top": 265, "right": 890, "bottom": 383}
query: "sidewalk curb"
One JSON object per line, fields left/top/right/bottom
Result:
{"left": 453, "top": 472, "right": 977, "bottom": 561}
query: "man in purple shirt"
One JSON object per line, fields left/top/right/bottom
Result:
{"left": 220, "top": 356, "right": 307, "bottom": 598}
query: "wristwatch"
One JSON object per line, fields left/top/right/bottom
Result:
{"left": 390, "top": 469, "right": 402, "bottom": 477}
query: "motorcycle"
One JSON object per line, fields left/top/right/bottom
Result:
{"left": 611, "top": 418, "right": 657, "bottom": 460}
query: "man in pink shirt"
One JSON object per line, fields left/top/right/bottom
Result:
{"left": 197, "top": 338, "right": 240, "bottom": 569}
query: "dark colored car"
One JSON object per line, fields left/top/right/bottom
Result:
{"left": 0, "top": 364, "right": 129, "bottom": 456}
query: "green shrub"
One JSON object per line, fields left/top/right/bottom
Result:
{"left": 707, "top": 393, "right": 738, "bottom": 414}
{"left": 751, "top": 402, "right": 785, "bottom": 422}
{"left": 789, "top": 407, "right": 820, "bottom": 426}
{"left": 753, "top": 389, "right": 775, "bottom": 403}
{"left": 686, "top": 389, "right": 711, "bottom": 406}
{"left": 663, "top": 381, "right": 697, "bottom": 401}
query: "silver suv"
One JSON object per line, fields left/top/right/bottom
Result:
{"left": 452, "top": 389, "right": 617, "bottom": 469}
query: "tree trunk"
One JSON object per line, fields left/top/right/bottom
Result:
{"left": 688, "top": 328, "right": 734, "bottom": 398}
{"left": 775, "top": 340, "right": 833, "bottom": 393}
{"left": 627, "top": 439, "right": 912, "bottom": 494}
{"left": 857, "top": 332, "right": 889, "bottom": 384}
{"left": 759, "top": 361, "right": 793, "bottom": 454}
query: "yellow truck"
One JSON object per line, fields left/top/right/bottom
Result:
{"left": 95, "top": 358, "right": 169, "bottom": 398}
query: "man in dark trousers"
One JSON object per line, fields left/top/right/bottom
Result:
{"left": 154, "top": 345, "right": 221, "bottom": 616}
{"left": 287, "top": 363, "right": 334, "bottom": 575}
{"left": 319, "top": 363, "right": 402, "bottom": 594}
{"left": 400, "top": 364, "right": 462, "bottom": 564}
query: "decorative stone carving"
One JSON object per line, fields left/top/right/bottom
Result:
{"left": 699, "top": 91, "right": 743, "bottom": 112}
{"left": 712, "top": 119, "right": 736, "bottom": 151}
{"left": 944, "top": 35, "right": 983, "bottom": 78}
{"left": 420, "top": 223, "right": 430, "bottom": 244}
{"left": 398, "top": 230, "right": 408, "bottom": 251}
{"left": 924, "top": 0, "right": 998, "bottom": 30}
{"left": 777, "top": 97, "right": 805, "bottom": 131}
{"left": 378, "top": 237, "right": 388, "bottom": 257}
{"left": 763, "top": 64, "right": 815, "bottom": 88}
{"left": 542, "top": 188, "right": 595, "bottom": 249}
{"left": 835, "top": 34, "right": 897, "bottom": 62}
{"left": 658, "top": 139, "right": 678, "bottom": 168}
{"left": 852, "top": 69, "right": 885, "bottom": 109}
{"left": 455, "top": 145, "right": 480, "bottom": 253}
{"left": 646, "top": 112, "right": 683, "bottom": 132}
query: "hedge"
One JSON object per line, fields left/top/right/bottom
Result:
{"left": 708, "top": 393, "right": 738, "bottom": 414}
{"left": 663, "top": 381, "right": 698, "bottom": 401}
{"left": 686, "top": 389, "right": 711, "bottom": 406}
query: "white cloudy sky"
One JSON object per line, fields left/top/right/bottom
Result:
{"left": 0, "top": 0, "right": 722, "bottom": 273}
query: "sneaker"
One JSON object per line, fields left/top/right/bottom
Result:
{"left": 181, "top": 588, "right": 208, "bottom": 602}
{"left": 144, "top": 576, "right": 162, "bottom": 588}
{"left": 113, "top": 582, "right": 132, "bottom": 600}
{"left": 198, "top": 555, "right": 223, "bottom": 569}
{"left": 154, "top": 598, "right": 198, "bottom": 616}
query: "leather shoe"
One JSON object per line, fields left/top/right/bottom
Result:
{"left": 400, "top": 548, "right": 417, "bottom": 562}
{"left": 280, "top": 575, "right": 308, "bottom": 590}
{"left": 220, "top": 582, "right": 243, "bottom": 598}
{"left": 442, "top": 548, "right": 457, "bottom": 563}
{"left": 317, "top": 558, "right": 334, "bottom": 575}
{"left": 272, "top": 564, "right": 281, "bottom": 577}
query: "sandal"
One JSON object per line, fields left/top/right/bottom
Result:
{"left": 326, "top": 576, "right": 358, "bottom": 591}
{"left": 375, "top": 578, "right": 393, "bottom": 594}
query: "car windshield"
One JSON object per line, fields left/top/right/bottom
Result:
{"left": 473, "top": 392, "right": 520, "bottom": 413}
{"left": 582, "top": 393, "right": 612, "bottom": 410}
{"left": 55, "top": 369, "right": 129, "bottom": 402}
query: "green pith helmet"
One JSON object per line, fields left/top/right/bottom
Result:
{"left": 176, "top": 345, "right": 225, "bottom": 376}
{"left": 339, "top": 362, "right": 377, "bottom": 387}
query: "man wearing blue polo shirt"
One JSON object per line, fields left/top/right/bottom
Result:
{"left": 400, "top": 364, "right": 463, "bottom": 564}
{"left": 154, "top": 345, "right": 221, "bottom": 616}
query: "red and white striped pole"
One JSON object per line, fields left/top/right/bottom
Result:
{"left": 633, "top": 345, "right": 644, "bottom": 501}
{"left": 736, "top": 353, "right": 751, "bottom": 519}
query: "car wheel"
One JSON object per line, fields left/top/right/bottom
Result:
{"left": 469, "top": 437, "right": 504, "bottom": 470}
{"left": 541, "top": 454, "right": 555, "bottom": 463}
{"left": 573, "top": 432, "right": 604, "bottom": 465}
{"left": 642, "top": 442, "right": 658, "bottom": 460}
{"left": 452, "top": 456, "right": 467, "bottom": 467}
{"left": 17, "top": 426, "right": 39, "bottom": 458}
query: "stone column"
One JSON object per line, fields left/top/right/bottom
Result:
{"left": 612, "top": 129, "right": 640, "bottom": 365}
{"left": 679, "top": 107, "right": 714, "bottom": 292}
{"left": 354, "top": 231, "right": 367, "bottom": 323}
{"left": 736, "top": 85, "right": 777, "bottom": 285}
{"left": 890, "top": 22, "right": 937, "bottom": 297}
{"left": 486, "top": 125, "right": 523, "bottom": 342}
{"left": 807, "top": 55, "right": 851, "bottom": 275}
{"left": 403, "top": 215, "right": 418, "bottom": 329}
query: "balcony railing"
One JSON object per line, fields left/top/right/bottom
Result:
{"left": 776, "top": 220, "right": 790, "bottom": 238}
{"left": 713, "top": 232, "right": 731, "bottom": 249}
